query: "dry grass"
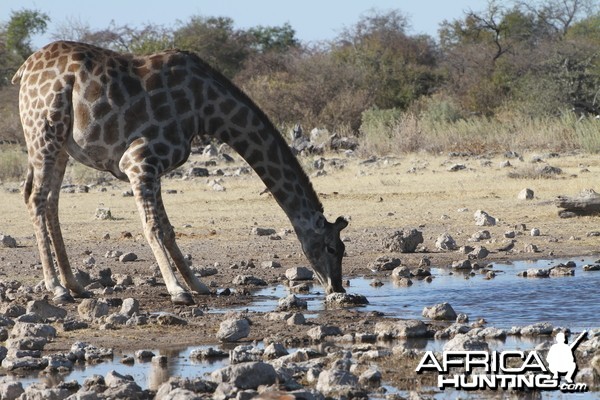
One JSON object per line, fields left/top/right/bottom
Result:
{"left": 359, "top": 109, "right": 600, "bottom": 156}
{"left": 0, "top": 145, "right": 27, "bottom": 182}
{"left": 3, "top": 151, "right": 600, "bottom": 266}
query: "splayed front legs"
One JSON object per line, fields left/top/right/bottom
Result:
{"left": 128, "top": 175, "right": 209, "bottom": 305}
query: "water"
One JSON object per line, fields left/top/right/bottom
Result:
{"left": 13, "top": 345, "right": 228, "bottom": 392}
{"left": 11, "top": 257, "right": 600, "bottom": 395}
{"left": 243, "top": 257, "right": 600, "bottom": 332}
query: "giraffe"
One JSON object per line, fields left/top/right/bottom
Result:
{"left": 12, "top": 41, "right": 348, "bottom": 305}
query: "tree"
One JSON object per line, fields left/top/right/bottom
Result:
{"left": 0, "top": 9, "right": 49, "bottom": 85}
{"left": 173, "top": 16, "right": 251, "bottom": 78}
{"left": 334, "top": 9, "right": 439, "bottom": 110}
{"left": 5, "top": 9, "right": 49, "bottom": 59}
{"left": 247, "top": 23, "right": 299, "bottom": 53}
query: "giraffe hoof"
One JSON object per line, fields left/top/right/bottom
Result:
{"left": 171, "top": 292, "right": 195, "bottom": 305}
{"left": 53, "top": 293, "right": 75, "bottom": 304}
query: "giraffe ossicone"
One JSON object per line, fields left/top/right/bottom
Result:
{"left": 12, "top": 41, "right": 347, "bottom": 304}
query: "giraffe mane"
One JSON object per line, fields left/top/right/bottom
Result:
{"left": 180, "top": 50, "right": 325, "bottom": 214}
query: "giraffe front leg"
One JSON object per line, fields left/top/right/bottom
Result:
{"left": 155, "top": 191, "right": 210, "bottom": 295}
{"left": 129, "top": 176, "right": 194, "bottom": 305}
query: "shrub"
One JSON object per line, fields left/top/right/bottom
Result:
{"left": 0, "top": 145, "right": 27, "bottom": 182}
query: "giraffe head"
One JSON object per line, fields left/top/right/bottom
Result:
{"left": 298, "top": 214, "right": 348, "bottom": 294}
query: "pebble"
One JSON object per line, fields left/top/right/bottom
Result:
{"left": 119, "top": 252, "right": 138, "bottom": 262}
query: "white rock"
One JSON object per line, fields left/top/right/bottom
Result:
{"left": 217, "top": 318, "right": 250, "bottom": 342}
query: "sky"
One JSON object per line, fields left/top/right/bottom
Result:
{"left": 0, "top": 0, "right": 489, "bottom": 48}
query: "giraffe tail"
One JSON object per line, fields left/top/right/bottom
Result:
{"left": 11, "top": 62, "right": 27, "bottom": 85}
{"left": 23, "top": 164, "right": 33, "bottom": 204}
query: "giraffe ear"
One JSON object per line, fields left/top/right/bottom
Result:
{"left": 333, "top": 216, "right": 348, "bottom": 233}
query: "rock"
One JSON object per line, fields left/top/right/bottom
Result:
{"left": 456, "top": 313, "right": 469, "bottom": 323}
{"left": 520, "top": 322, "right": 554, "bottom": 336}
{"left": 260, "top": 261, "right": 281, "bottom": 269}
{"left": 119, "top": 252, "right": 138, "bottom": 262}
{"left": 63, "top": 319, "right": 88, "bottom": 331}
{"left": 583, "top": 264, "right": 600, "bottom": 271}
{"left": 531, "top": 228, "right": 540, "bottom": 236}
{"left": 474, "top": 210, "right": 496, "bottom": 226}
{"left": 549, "top": 264, "right": 575, "bottom": 276}
{"left": 375, "top": 320, "right": 427, "bottom": 339}
{"left": 286, "top": 313, "right": 306, "bottom": 326}
{"left": 98, "top": 268, "right": 115, "bottom": 287}
{"left": 190, "top": 347, "right": 228, "bottom": 360}
{"left": 211, "top": 361, "right": 277, "bottom": 390}
{"left": 473, "top": 327, "right": 507, "bottom": 339}
{"left": 391, "top": 266, "right": 411, "bottom": 278}
{"left": 452, "top": 259, "right": 472, "bottom": 270}
{"left": 316, "top": 368, "right": 359, "bottom": 395}
{"left": 217, "top": 318, "right": 250, "bottom": 342}
{"left": 277, "top": 295, "right": 307, "bottom": 311}
{"left": 120, "top": 298, "right": 140, "bottom": 317}
{"left": 447, "top": 164, "right": 466, "bottom": 172}
{"left": 251, "top": 227, "right": 276, "bottom": 236}
{"left": 518, "top": 268, "right": 550, "bottom": 278}
{"left": 422, "top": 302, "right": 458, "bottom": 320}
{"left": 95, "top": 208, "right": 112, "bottom": 220}
{"left": 284, "top": 266, "right": 313, "bottom": 281}
{"left": 504, "top": 231, "right": 516, "bottom": 239}
{"left": 518, "top": 188, "right": 534, "bottom": 200}
{"left": 26, "top": 300, "right": 67, "bottom": 320}
{"left": 135, "top": 349, "right": 155, "bottom": 361}
{"left": 392, "top": 277, "right": 413, "bottom": 287}
{"left": 523, "top": 243, "right": 539, "bottom": 253}
{"left": 0, "top": 235, "right": 17, "bottom": 248}
{"left": 78, "top": 299, "right": 109, "bottom": 321}
{"left": 230, "top": 345, "right": 264, "bottom": 364}
{"left": 368, "top": 256, "right": 401, "bottom": 271}
{"left": 307, "top": 325, "right": 343, "bottom": 341}
{"left": 0, "top": 381, "right": 24, "bottom": 400}
{"left": 359, "top": 367, "right": 382, "bottom": 386}
{"left": 471, "top": 230, "right": 491, "bottom": 241}
{"left": 103, "top": 370, "right": 145, "bottom": 399}
{"left": 324, "top": 293, "right": 369, "bottom": 307}
{"left": 538, "top": 165, "right": 562, "bottom": 175}
{"left": 382, "top": 229, "right": 424, "bottom": 253}
{"left": 157, "top": 313, "right": 188, "bottom": 326}
{"left": 435, "top": 233, "right": 457, "bottom": 251}
{"left": 105, "top": 250, "right": 124, "bottom": 258}
{"left": 10, "top": 322, "right": 56, "bottom": 340}
{"left": 188, "top": 167, "right": 209, "bottom": 177}
{"left": 444, "top": 334, "right": 489, "bottom": 351}
{"left": 263, "top": 343, "right": 288, "bottom": 359}
{"left": 468, "top": 246, "right": 489, "bottom": 259}
{"left": 232, "top": 275, "right": 267, "bottom": 286}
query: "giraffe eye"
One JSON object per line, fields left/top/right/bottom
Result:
{"left": 325, "top": 245, "right": 336, "bottom": 255}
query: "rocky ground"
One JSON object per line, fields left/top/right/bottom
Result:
{"left": 0, "top": 144, "right": 600, "bottom": 399}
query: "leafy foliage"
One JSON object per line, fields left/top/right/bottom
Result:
{"left": 1, "top": 2, "right": 600, "bottom": 155}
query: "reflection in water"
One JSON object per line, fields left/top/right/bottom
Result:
{"left": 12, "top": 257, "right": 599, "bottom": 396}
{"left": 240, "top": 257, "right": 600, "bottom": 331}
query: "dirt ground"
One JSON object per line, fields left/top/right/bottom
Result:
{"left": 1, "top": 148, "right": 599, "bottom": 393}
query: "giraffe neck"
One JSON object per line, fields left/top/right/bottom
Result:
{"left": 219, "top": 121, "right": 323, "bottom": 230}
{"left": 198, "top": 76, "right": 323, "bottom": 231}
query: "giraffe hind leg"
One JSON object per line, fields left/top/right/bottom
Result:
{"left": 24, "top": 148, "right": 74, "bottom": 303}
{"left": 46, "top": 150, "right": 90, "bottom": 298}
